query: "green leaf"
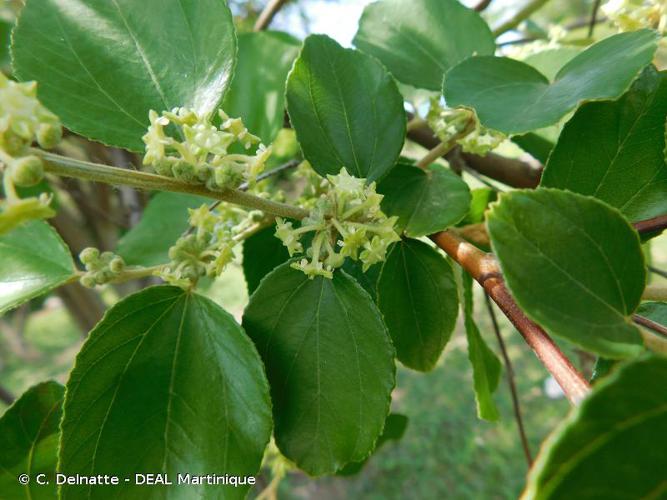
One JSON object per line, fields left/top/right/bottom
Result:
{"left": 377, "top": 162, "right": 471, "bottom": 237}
{"left": 460, "top": 187, "right": 497, "bottom": 226}
{"left": 243, "top": 263, "right": 395, "bottom": 475}
{"left": 242, "top": 225, "right": 290, "bottom": 295}
{"left": 487, "top": 188, "right": 645, "bottom": 358}
{"left": 0, "top": 381, "right": 64, "bottom": 500}
{"left": 444, "top": 30, "right": 658, "bottom": 134}
{"left": 222, "top": 31, "right": 300, "bottom": 145}
{"left": 337, "top": 413, "right": 408, "bottom": 476}
{"left": 59, "top": 286, "right": 272, "bottom": 499}
{"left": 12, "top": 0, "right": 237, "bottom": 151}
{"left": 341, "top": 259, "right": 381, "bottom": 302}
{"left": 377, "top": 239, "right": 458, "bottom": 371}
{"left": 541, "top": 66, "right": 667, "bottom": 222}
{"left": 512, "top": 133, "right": 554, "bottom": 164}
{"left": 524, "top": 355, "right": 667, "bottom": 499}
{"left": 0, "top": 19, "right": 11, "bottom": 69}
{"left": 286, "top": 34, "right": 406, "bottom": 182}
{"left": 635, "top": 301, "right": 667, "bottom": 355}
{"left": 0, "top": 221, "right": 75, "bottom": 316}
{"left": 353, "top": 0, "right": 495, "bottom": 91}
{"left": 116, "top": 192, "right": 208, "bottom": 267}
{"left": 460, "top": 272, "right": 501, "bottom": 421}
{"left": 522, "top": 47, "right": 581, "bottom": 80}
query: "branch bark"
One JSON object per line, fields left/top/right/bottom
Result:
{"left": 254, "top": 0, "right": 288, "bottom": 31}
{"left": 431, "top": 230, "right": 591, "bottom": 405}
{"left": 633, "top": 215, "right": 667, "bottom": 234}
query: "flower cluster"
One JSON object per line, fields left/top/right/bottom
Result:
{"left": 427, "top": 100, "right": 505, "bottom": 156}
{"left": 159, "top": 203, "right": 264, "bottom": 287}
{"left": 79, "top": 248, "right": 126, "bottom": 288}
{"left": 602, "top": 0, "right": 666, "bottom": 33}
{"left": 275, "top": 167, "right": 399, "bottom": 279}
{"left": 142, "top": 108, "right": 272, "bottom": 191}
{"left": 0, "top": 73, "right": 61, "bottom": 234}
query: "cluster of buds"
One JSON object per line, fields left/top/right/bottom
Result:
{"left": 427, "top": 100, "right": 505, "bottom": 156}
{"left": 275, "top": 167, "right": 399, "bottom": 279}
{"left": 0, "top": 73, "right": 61, "bottom": 234}
{"left": 79, "top": 248, "right": 126, "bottom": 288}
{"left": 159, "top": 203, "right": 265, "bottom": 287}
{"left": 142, "top": 108, "right": 272, "bottom": 191}
{"left": 602, "top": 0, "right": 666, "bottom": 33}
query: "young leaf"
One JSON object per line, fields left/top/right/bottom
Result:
{"left": 286, "top": 34, "right": 406, "bottom": 182}
{"left": 487, "top": 188, "right": 645, "bottom": 358}
{"left": 377, "top": 239, "right": 458, "bottom": 371}
{"left": 523, "top": 355, "right": 667, "bottom": 499}
{"left": 243, "top": 263, "right": 395, "bottom": 475}
{"left": 353, "top": 0, "right": 494, "bottom": 91}
{"left": 59, "top": 286, "right": 272, "bottom": 499}
{"left": 377, "top": 162, "right": 471, "bottom": 237}
{"left": 541, "top": 66, "right": 667, "bottom": 222}
{"left": 444, "top": 30, "right": 658, "bottom": 134}
{"left": 0, "top": 221, "right": 75, "bottom": 315}
{"left": 116, "top": 192, "right": 207, "bottom": 267}
{"left": 242, "top": 225, "right": 289, "bottom": 295}
{"left": 12, "top": 0, "right": 237, "bottom": 151}
{"left": 222, "top": 31, "right": 300, "bottom": 145}
{"left": 0, "top": 381, "right": 64, "bottom": 500}
{"left": 460, "top": 273, "right": 501, "bottom": 421}
{"left": 337, "top": 413, "right": 408, "bottom": 476}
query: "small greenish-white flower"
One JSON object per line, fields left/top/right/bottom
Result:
{"left": 275, "top": 218, "right": 304, "bottom": 256}
{"left": 78, "top": 248, "right": 126, "bottom": 287}
{"left": 602, "top": 0, "right": 666, "bottom": 32}
{"left": 0, "top": 194, "right": 54, "bottom": 235}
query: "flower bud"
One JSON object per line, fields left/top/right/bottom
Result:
{"left": 79, "top": 247, "right": 100, "bottom": 265}
{"left": 109, "top": 257, "right": 125, "bottom": 273}
{"left": 80, "top": 275, "right": 97, "bottom": 288}
{"left": 10, "top": 155, "right": 44, "bottom": 187}
{"left": 36, "top": 123, "right": 62, "bottom": 149}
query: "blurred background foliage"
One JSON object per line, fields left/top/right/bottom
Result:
{"left": 1, "top": 0, "right": 666, "bottom": 498}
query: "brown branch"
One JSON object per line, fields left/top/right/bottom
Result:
{"left": 0, "top": 385, "right": 14, "bottom": 405}
{"left": 254, "top": 0, "right": 288, "bottom": 31}
{"left": 633, "top": 314, "right": 667, "bottom": 339}
{"left": 431, "top": 230, "right": 591, "bottom": 404}
{"left": 407, "top": 121, "right": 543, "bottom": 188}
{"left": 633, "top": 215, "right": 667, "bottom": 234}
{"left": 474, "top": 0, "right": 493, "bottom": 11}
{"left": 484, "top": 293, "right": 532, "bottom": 466}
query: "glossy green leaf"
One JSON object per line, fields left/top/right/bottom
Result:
{"left": 243, "top": 263, "right": 395, "bottom": 475}
{"left": 59, "top": 286, "right": 272, "bottom": 499}
{"left": 460, "top": 272, "right": 501, "bottom": 421}
{"left": 522, "top": 47, "right": 581, "bottom": 80}
{"left": 541, "top": 66, "right": 667, "bottom": 222}
{"left": 12, "top": 0, "right": 237, "bottom": 151}
{"left": 341, "top": 259, "right": 381, "bottom": 302}
{"left": 223, "top": 31, "right": 300, "bottom": 145}
{"left": 487, "top": 188, "right": 645, "bottom": 358}
{"left": 337, "top": 413, "right": 408, "bottom": 476}
{"left": 0, "top": 221, "right": 75, "bottom": 316}
{"left": 444, "top": 30, "right": 658, "bottom": 134}
{"left": 353, "top": 0, "right": 495, "bottom": 91}
{"left": 377, "top": 162, "right": 471, "bottom": 237}
{"left": 286, "top": 34, "right": 406, "bottom": 182}
{"left": 0, "top": 19, "right": 11, "bottom": 69}
{"left": 116, "top": 192, "right": 207, "bottom": 267}
{"left": 0, "top": 381, "right": 64, "bottom": 500}
{"left": 524, "top": 355, "right": 667, "bottom": 499}
{"left": 242, "top": 225, "right": 289, "bottom": 295}
{"left": 377, "top": 239, "right": 458, "bottom": 371}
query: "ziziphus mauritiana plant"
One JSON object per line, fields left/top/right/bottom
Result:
{"left": 0, "top": 0, "right": 666, "bottom": 499}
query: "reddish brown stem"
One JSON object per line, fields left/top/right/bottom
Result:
{"left": 633, "top": 215, "right": 667, "bottom": 234}
{"left": 431, "top": 230, "right": 591, "bottom": 405}
{"left": 633, "top": 315, "right": 667, "bottom": 338}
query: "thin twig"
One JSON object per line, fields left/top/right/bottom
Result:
{"left": 474, "top": 0, "right": 493, "bottom": 12}
{"left": 484, "top": 292, "right": 532, "bottom": 466}
{"left": 633, "top": 215, "right": 667, "bottom": 234}
{"left": 238, "top": 159, "right": 300, "bottom": 191}
{"left": 493, "top": 0, "right": 552, "bottom": 37}
{"left": 497, "top": 16, "right": 607, "bottom": 46}
{"left": 0, "top": 385, "right": 14, "bottom": 405}
{"left": 254, "top": 0, "right": 288, "bottom": 31}
{"left": 633, "top": 314, "right": 667, "bottom": 339}
{"left": 462, "top": 165, "right": 505, "bottom": 192}
{"left": 431, "top": 230, "right": 591, "bottom": 405}
{"left": 588, "top": 0, "right": 602, "bottom": 36}
{"left": 649, "top": 265, "right": 667, "bottom": 279}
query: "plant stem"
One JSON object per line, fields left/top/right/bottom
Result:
{"left": 643, "top": 285, "right": 667, "bottom": 302}
{"left": 493, "top": 0, "right": 552, "bottom": 36}
{"left": 633, "top": 215, "right": 667, "bottom": 234}
{"left": 648, "top": 266, "right": 667, "bottom": 279}
{"left": 416, "top": 120, "right": 475, "bottom": 169}
{"left": 484, "top": 293, "right": 532, "bottom": 466}
{"left": 35, "top": 150, "right": 309, "bottom": 220}
{"left": 431, "top": 230, "right": 591, "bottom": 405}
{"left": 633, "top": 314, "right": 667, "bottom": 338}
{"left": 254, "top": 0, "right": 288, "bottom": 31}
{"left": 0, "top": 384, "right": 15, "bottom": 405}
{"left": 474, "top": 0, "right": 493, "bottom": 12}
